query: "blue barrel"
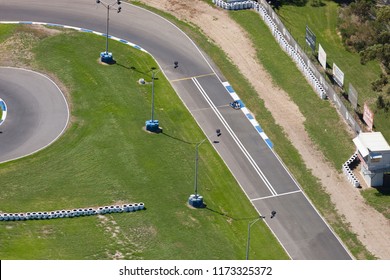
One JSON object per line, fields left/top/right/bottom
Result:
{"left": 3, "top": 213, "right": 9, "bottom": 221}
{"left": 139, "top": 203, "right": 145, "bottom": 210}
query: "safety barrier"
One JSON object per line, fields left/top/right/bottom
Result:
{"left": 214, "top": 0, "right": 253, "bottom": 9}
{"left": 213, "top": 0, "right": 361, "bottom": 134}
{"left": 0, "top": 202, "right": 145, "bottom": 222}
{"left": 0, "top": 98, "right": 7, "bottom": 126}
{"left": 342, "top": 153, "right": 360, "bottom": 188}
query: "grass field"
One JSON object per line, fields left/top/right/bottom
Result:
{"left": 361, "top": 188, "right": 390, "bottom": 220}
{"left": 133, "top": 2, "right": 375, "bottom": 259}
{"left": 0, "top": 25, "right": 288, "bottom": 260}
{"left": 275, "top": 1, "right": 387, "bottom": 138}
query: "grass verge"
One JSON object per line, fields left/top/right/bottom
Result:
{"left": 0, "top": 25, "right": 287, "bottom": 260}
{"left": 361, "top": 188, "right": 390, "bottom": 220}
{"left": 131, "top": 1, "right": 375, "bottom": 259}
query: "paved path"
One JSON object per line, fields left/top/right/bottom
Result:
{"left": 0, "top": 0, "right": 352, "bottom": 259}
{"left": 0, "top": 67, "right": 68, "bottom": 163}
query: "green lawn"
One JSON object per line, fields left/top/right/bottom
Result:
{"left": 0, "top": 25, "right": 288, "bottom": 260}
{"left": 275, "top": 1, "right": 386, "bottom": 137}
{"left": 361, "top": 188, "right": 390, "bottom": 220}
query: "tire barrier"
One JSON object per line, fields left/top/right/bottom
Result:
{"left": 342, "top": 152, "right": 360, "bottom": 188}
{"left": 0, "top": 202, "right": 145, "bottom": 222}
{"left": 0, "top": 98, "right": 8, "bottom": 126}
{"left": 213, "top": 0, "right": 253, "bottom": 10}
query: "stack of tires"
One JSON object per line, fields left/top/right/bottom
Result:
{"left": 0, "top": 202, "right": 145, "bottom": 222}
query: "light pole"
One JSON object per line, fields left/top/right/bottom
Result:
{"left": 188, "top": 129, "right": 222, "bottom": 208}
{"left": 96, "top": 0, "right": 122, "bottom": 64}
{"left": 246, "top": 216, "right": 265, "bottom": 260}
{"left": 145, "top": 62, "right": 179, "bottom": 133}
{"left": 145, "top": 67, "right": 161, "bottom": 132}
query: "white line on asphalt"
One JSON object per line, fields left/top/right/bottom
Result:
{"left": 192, "top": 77, "right": 278, "bottom": 196}
{"left": 251, "top": 189, "right": 302, "bottom": 202}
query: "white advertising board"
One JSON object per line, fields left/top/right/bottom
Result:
{"left": 333, "top": 63, "right": 344, "bottom": 87}
{"left": 318, "top": 44, "right": 327, "bottom": 70}
{"left": 348, "top": 83, "right": 358, "bottom": 110}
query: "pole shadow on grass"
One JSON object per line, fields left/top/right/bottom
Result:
{"left": 202, "top": 206, "right": 266, "bottom": 222}
{"left": 115, "top": 63, "right": 159, "bottom": 79}
{"left": 116, "top": 62, "right": 149, "bottom": 76}
{"left": 161, "top": 132, "right": 195, "bottom": 145}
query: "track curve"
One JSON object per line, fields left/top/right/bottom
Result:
{"left": 0, "top": 67, "right": 69, "bottom": 163}
{"left": 0, "top": 0, "right": 353, "bottom": 259}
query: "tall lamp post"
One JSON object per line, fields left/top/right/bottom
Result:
{"left": 96, "top": 0, "right": 122, "bottom": 64}
{"left": 145, "top": 67, "right": 161, "bottom": 132}
{"left": 145, "top": 62, "right": 178, "bottom": 133}
{"left": 246, "top": 216, "right": 265, "bottom": 260}
{"left": 188, "top": 129, "right": 222, "bottom": 208}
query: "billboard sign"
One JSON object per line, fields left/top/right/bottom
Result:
{"left": 318, "top": 44, "right": 327, "bottom": 70}
{"left": 305, "top": 25, "right": 316, "bottom": 51}
{"left": 363, "top": 103, "right": 374, "bottom": 131}
{"left": 332, "top": 63, "right": 344, "bottom": 87}
{"left": 348, "top": 83, "right": 358, "bottom": 110}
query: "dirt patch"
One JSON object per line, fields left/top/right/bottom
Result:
{"left": 0, "top": 25, "right": 61, "bottom": 67}
{"left": 138, "top": 0, "right": 390, "bottom": 259}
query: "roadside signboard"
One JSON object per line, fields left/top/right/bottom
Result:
{"left": 332, "top": 63, "right": 344, "bottom": 87}
{"left": 318, "top": 44, "right": 327, "bottom": 70}
{"left": 305, "top": 25, "right": 316, "bottom": 51}
{"left": 363, "top": 103, "right": 374, "bottom": 131}
{"left": 348, "top": 83, "right": 358, "bottom": 110}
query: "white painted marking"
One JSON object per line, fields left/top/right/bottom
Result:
{"left": 192, "top": 77, "right": 278, "bottom": 196}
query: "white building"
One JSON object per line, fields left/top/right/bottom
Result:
{"left": 353, "top": 132, "right": 390, "bottom": 187}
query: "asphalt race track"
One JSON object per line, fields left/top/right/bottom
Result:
{"left": 0, "top": 67, "right": 69, "bottom": 163}
{"left": 0, "top": 0, "right": 353, "bottom": 259}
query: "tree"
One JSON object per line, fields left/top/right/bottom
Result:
{"left": 339, "top": 1, "right": 390, "bottom": 93}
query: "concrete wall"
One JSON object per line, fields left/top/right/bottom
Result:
{"left": 362, "top": 165, "right": 385, "bottom": 187}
